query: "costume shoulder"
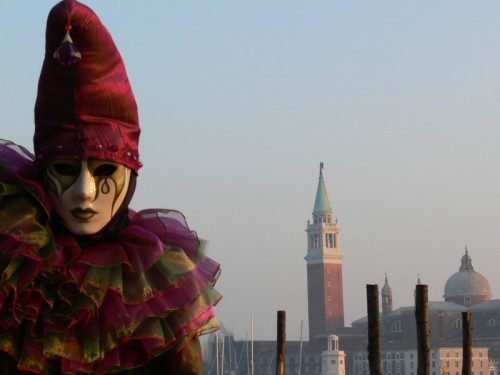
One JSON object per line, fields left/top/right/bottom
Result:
{"left": 0, "top": 139, "right": 52, "bottom": 253}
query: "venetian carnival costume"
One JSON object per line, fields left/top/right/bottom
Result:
{"left": 0, "top": 1, "right": 221, "bottom": 374}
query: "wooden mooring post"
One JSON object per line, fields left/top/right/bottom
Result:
{"left": 415, "top": 284, "right": 430, "bottom": 375}
{"left": 462, "top": 311, "right": 472, "bottom": 375}
{"left": 367, "top": 284, "right": 382, "bottom": 375}
{"left": 276, "top": 311, "right": 286, "bottom": 375}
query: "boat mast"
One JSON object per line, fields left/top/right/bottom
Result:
{"left": 251, "top": 314, "right": 254, "bottom": 375}
{"left": 221, "top": 333, "right": 225, "bottom": 375}
{"left": 298, "top": 320, "right": 303, "bottom": 375}
{"left": 216, "top": 333, "right": 219, "bottom": 375}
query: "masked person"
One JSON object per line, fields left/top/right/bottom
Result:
{"left": 0, "top": 1, "right": 221, "bottom": 373}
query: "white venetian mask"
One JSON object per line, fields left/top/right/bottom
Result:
{"left": 45, "top": 159, "right": 131, "bottom": 236}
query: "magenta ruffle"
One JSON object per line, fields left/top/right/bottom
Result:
{"left": 0, "top": 140, "right": 221, "bottom": 374}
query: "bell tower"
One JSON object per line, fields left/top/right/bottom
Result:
{"left": 381, "top": 274, "right": 393, "bottom": 316}
{"left": 305, "top": 163, "right": 344, "bottom": 340}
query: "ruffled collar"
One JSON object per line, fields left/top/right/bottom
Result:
{"left": 0, "top": 140, "right": 221, "bottom": 374}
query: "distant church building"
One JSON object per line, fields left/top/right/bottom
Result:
{"left": 365, "top": 249, "right": 500, "bottom": 357}
{"left": 204, "top": 165, "right": 500, "bottom": 375}
{"left": 349, "top": 249, "right": 500, "bottom": 375}
{"left": 306, "top": 162, "right": 344, "bottom": 339}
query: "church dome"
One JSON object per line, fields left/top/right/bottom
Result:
{"left": 443, "top": 249, "right": 491, "bottom": 306}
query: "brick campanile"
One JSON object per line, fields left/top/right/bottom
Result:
{"left": 305, "top": 163, "right": 344, "bottom": 340}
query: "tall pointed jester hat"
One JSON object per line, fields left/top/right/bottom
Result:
{"left": 34, "top": 0, "right": 142, "bottom": 173}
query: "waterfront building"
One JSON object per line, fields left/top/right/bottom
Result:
{"left": 203, "top": 165, "right": 500, "bottom": 375}
{"left": 352, "top": 347, "right": 490, "bottom": 375}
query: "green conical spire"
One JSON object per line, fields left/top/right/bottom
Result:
{"left": 313, "top": 162, "right": 333, "bottom": 214}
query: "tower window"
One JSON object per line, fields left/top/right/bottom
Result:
{"left": 326, "top": 233, "right": 334, "bottom": 248}
{"left": 313, "top": 234, "right": 319, "bottom": 248}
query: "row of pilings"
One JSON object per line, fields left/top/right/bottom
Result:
{"left": 366, "top": 284, "right": 472, "bottom": 375}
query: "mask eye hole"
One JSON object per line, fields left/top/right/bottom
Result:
{"left": 94, "top": 164, "right": 117, "bottom": 177}
{"left": 52, "top": 163, "right": 78, "bottom": 176}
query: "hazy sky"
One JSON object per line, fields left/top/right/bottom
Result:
{"left": 2, "top": 1, "right": 500, "bottom": 341}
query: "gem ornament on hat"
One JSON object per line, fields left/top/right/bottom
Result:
{"left": 34, "top": 0, "right": 142, "bottom": 173}
{"left": 53, "top": 0, "right": 81, "bottom": 66}
{"left": 53, "top": 24, "right": 82, "bottom": 67}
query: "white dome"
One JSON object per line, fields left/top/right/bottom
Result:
{"left": 444, "top": 271, "right": 491, "bottom": 298}
{"left": 443, "top": 249, "right": 491, "bottom": 301}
